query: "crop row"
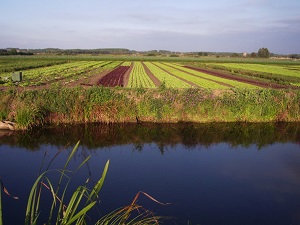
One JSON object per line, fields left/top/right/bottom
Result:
{"left": 212, "top": 63, "right": 300, "bottom": 78}
{"left": 121, "top": 62, "right": 132, "bottom": 66}
{"left": 1, "top": 61, "right": 117, "bottom": 86}
{"left": 0, "top": 58, "right": 67, "bottom": 73}
{"left": 144, "top": 62, "right": 191, "bottom": 88}
{"left": 153, "top": 62, "right": 229, "bottom": 89}
{"left": 127, "top": 62, "right": 156, "bottom": 88}
{"left": 97, "top": 66, "right": 129, "bottom": 87}
{"left": 164, "top": 63, "right": 257, "bottom": 89}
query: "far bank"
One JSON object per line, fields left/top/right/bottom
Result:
{"left": 1, "top": 86, "right": 300, "bottom": 130}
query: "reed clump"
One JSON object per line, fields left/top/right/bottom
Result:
{"left": 0, "top": 142, "right": 167, "bottom": 225}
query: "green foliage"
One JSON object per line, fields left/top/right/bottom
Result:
{"left": 127, "top": 62, "right": 156, "bottom": 88}
{"left": 15, "top": 106, "right": 45, "bottom": 130}
{"left": 1, "top": 86, "right": 300, "bottom": 127}
{"left": 144, "top": 62, "right": 191, "bottom": 88}
{"left": 258, "top": 48, "right": 270, "bottom": 58}
{"left": 0, "top": 142, "right": 166, "bottom": 225}
{"left": 24, "top": 141, "right": 109, "bottom": 225}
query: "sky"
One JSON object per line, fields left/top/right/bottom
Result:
{"left": 0, "top": 0, "right": 299, "bottom": 54}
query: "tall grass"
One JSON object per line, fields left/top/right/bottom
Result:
{"left": 1, "top": 87, "right": 300, "bottom": 129}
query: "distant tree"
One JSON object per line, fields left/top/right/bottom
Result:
{"left": 231, "top": 53, "right": 240, "bottom": 57}
{"left": 250, "top": 52, "right": 257, "bottom": 58}
{"left": 258, "top": 48, "right": 270, "bottom": 58}
{"left": 145, "top": 53, "right": 156, "bottom": 57}
{"left": 9, "top": 49, "right": 18, "bottom": 55}
{"left": 289, "top": 54, "right": 300, "bottom": 59}
{"left": 198, "top": 52, "right": 208, "bottom": 56}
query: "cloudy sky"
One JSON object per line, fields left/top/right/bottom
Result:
{"left": 1, "top": 0, "right": 299, "bottom": 53}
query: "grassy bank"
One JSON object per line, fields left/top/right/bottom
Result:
{"left": 1, "top": 86, "right": 300, "bottom": 129}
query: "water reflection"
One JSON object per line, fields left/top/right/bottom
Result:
{"left": 0, "top": 122, "right": 300, "bottom": 151}
{"left": 1, "top": 123, "right": 300, "bottom": 225}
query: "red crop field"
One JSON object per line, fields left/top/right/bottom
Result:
{"left": 97, "top": 66, "right": 130, "bottom": 87}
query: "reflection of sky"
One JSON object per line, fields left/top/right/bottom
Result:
{"left": 1, "top": 0, "right": 299, "bottom": 53}
{"left": 1, "top": 141, "right": 300, "bottom": 224}
{"left": 220, "top": 143, "right": 300, "bottom": 194}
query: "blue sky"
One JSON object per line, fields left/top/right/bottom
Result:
{"left": 1, "top": 0, "right": 299, "bottom": 53}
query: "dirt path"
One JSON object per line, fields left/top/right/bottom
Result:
{"left": 123, "top": 63, "right": 134, "bottom": 87}
{"left": 142, "top": 62, "right": 161, "bottom": 86}
{"left": 66, "top": 69, "right": 112, "bottom": 87}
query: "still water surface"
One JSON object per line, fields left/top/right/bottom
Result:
{"left": 0, "top": 123, "right": 300, "bottom": 225}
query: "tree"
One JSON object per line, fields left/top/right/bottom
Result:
{"left": 258, "top": 48, "right": 270, "bottom": 58}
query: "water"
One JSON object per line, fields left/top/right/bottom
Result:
{"left": 0, "top": 123, "right": 300, "bottom": 225}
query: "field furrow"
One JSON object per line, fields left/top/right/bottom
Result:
{"left": 144, "top": 62, "right": 191, "bottom": 88}
{"left": 153, "top": 62, "right": 229, "bottom": 89}
{"left": 164, "top": 63, "right": 258, "bottom": 89}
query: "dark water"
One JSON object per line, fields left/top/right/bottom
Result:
{"left": 1, "top": 123, "right": 300, "bottom": 225}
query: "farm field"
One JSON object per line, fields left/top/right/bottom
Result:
{"left": 0, "top": 60, "right": 121, "bottom": 87}
{"left": 196, "top": 62, "right": 300, "bottom": 87}
{"left": 209, "top": 63, "right": 300, "bottom": 77}
{"left": 127, "top": 62, "right": 157, "bottom": 88}
{"left": 1, "top": 56, "right": 300, "bottom": 89}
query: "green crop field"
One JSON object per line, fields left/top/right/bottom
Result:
{"left": 1, "top": 56, "right": 300, "bottom": 89}
{"left": 0, "top": 61, "right": 119, "bottom": 86}
{"left": 121, "top": 61, "right": 132, "bottom": 66}
{"left": 127, "top": 62, "right": 156, "bottom": 88}
{"left": 210, "top": 63, "right": 300, "bottom": 78}
{"left": 164, "top": 63, "right": 258, "bottom": 89}
{"left": 144, "top": 62, "right": 191, "bottom": 88}
{"left": 153, "top": 62, "right": 231, "bottom": 89}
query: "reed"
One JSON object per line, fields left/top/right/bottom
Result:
{"left": 0, "top": 142, "right": 166, "bottom": 225}
{"left": 2, "top": 86, "right": 300, "bottom": 128}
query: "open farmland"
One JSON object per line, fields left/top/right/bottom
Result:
{"left": 127, "top": 62, "right": 157, "bottom": 88}
{"left": 97, "top": 66, "right": 129, "bottom": 87}
{"left": 0, "top": 60, "right": 120, "bottom": 87}
{"left": 144, "top": 62, "right": 192, "bottom": 88}
{"left": 196, "top": 62, "right": 300, "bottom": 87}
{"left": 1, "top": 56, "right": 300, "bottom": 89}
{"left": 211, "top": 63, "right": 300, "bottom": 77}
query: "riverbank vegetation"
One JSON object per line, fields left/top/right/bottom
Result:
{"left": 0, "top": 141, "right": 165, "bottom": 225}
{"left": 1, "top": 86, "right": 300, "bottom": 130}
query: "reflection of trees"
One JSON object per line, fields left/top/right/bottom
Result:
{"left": 0, "top": 122, "right": 300, "bottom": 151}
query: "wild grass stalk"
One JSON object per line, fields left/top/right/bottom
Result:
{"left": 2, "top": 86, "right": 300, "bottom": 126}
{"left": 25, "top": 141, "right": 110, "bottom": 225}
{"left": 0, "top": 141, "right": 167, "bottom": 225}
{"left": 0, "top": 178, "right": 19, "bottom": 225}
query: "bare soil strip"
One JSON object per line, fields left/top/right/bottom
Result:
{"left": 162, "top": 63, "right": 234, "bottom": 88}
{"left": 141, "top": 62, "right": 161, "bottom": 86}
{"left": 123, "top": 62, "right": 134, "bottom": 87}
{"left": 66, "top": 70, "right": 111, "bottom": 87}
{"left": 151, "top": 63, "right": 199, "bottom": 88}
{"left": 184, "top": 66, "right": 296, "bottom": 89}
